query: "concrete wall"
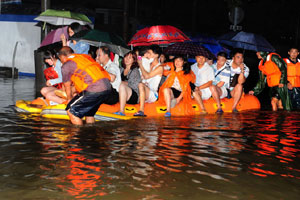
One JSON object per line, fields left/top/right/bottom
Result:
{"left": 0, "top": 15, "right": 41, "bottom": 75}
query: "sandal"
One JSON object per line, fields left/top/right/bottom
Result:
{"left": 133, "top": 111, "right": 147, "bottom": 117}
{"left": 114, "top": 111, "right": 125, "bottom": 116}
{"left": 232, "top": 108, "right": 239, "bottom": 113}
{"left": 215, "top": 109, "right": 224, "bottom": 114}
{"left": 164, "top": 111, "right": 171, "bottom": 117}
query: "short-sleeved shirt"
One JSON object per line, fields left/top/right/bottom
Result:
{"left": 103, "top": 60, "right": 121, "bottom": 92}
{"left": 62, "top": 60, "right": 111, "bottom": 93}
{"left": 227, "top": 59, "right": 250, "bottom": 90}
{"left": 191, "top": 62, "right": 215, "bottom": 87}
{"left": 212, "top": 63, "right": 231, "bottom": 89}
{"left": 69, "top": 41, "right": 90, "bottom": 54}
{"left": 49, "top": 59, "right": 63, "bottom": 86}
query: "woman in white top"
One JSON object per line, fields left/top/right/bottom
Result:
{"left": 40, "top": 51, "right": 65, "bottom": 104}
{"left": 134, "top": 45, "right": 163, "bottom": 117}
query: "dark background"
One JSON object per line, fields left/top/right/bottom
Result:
{"left": 2, "top": 0, "right": 300, "bottom": 54}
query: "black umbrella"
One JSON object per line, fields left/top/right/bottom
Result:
{"left": 163, "top": 42, "right": 216, "bottom": 60}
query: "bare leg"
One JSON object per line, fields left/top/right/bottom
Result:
{"left": 231, "top": 83, "right": 243, "bottom": 110}
{"left": 119, "top": 83, "right": 133, "bottom": 113}
{"left": 209, "top": 85, "right": 222, "bottom": 110}
{"left": 85, "top": 116, "right": 95, "bottom": 124}
{"left": 67, "top": 110, "right": 83, "bottom": 125}
{"left": 193, "top": 90, "right": 206, "bottom": 112}
{"left": 138, "top": 83, "right": 150, "bottom": 112}
{"left": 41, "top": 86, "right": 65, "bottom": 104}
{"left": 271, "top": 97, "right": 278, "bottom": 111}
{"left": 163, "top": 88, "right": 173, "bottom": 112}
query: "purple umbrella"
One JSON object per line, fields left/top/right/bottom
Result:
{"left": 40, "top": 26, "right": 69, "bottom": 47}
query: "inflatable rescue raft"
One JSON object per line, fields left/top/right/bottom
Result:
{"left": 15, "top": 94, "right": 260, "bottom": 120}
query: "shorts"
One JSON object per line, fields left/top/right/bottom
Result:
{"left": 127, "top": 89, "right": 139, "bottom": 104}
{"left": 66, "top": 90, "right": 111, "bottom": 118}
{"left": 219, "top": 86, "right": 228, "bottom": 99}
{"left": 200, "top": 88, "right": 212, "bottom": 100}
{"left": 104, "top": 88, "right": 119, "bottom": 105}
{"left": 145, "top": 89, "right": 158, "bottom": 103}
{"left": 171, "top": 88, "right": 181, "bottom": 98}
{"left": 270, "top": 86, "right": 280, "bottom": 100}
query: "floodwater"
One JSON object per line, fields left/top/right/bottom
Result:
{"left": 0, "top": 77, "right": 299, "bottom": 200}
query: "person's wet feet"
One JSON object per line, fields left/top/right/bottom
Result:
{"left": 164, "top": 111, "right": 171, "bottom": 117}
{"left": 114, "top": 111, "right": 125, "bottom": 116}
{"left": 232, "top": 108, "right": 239, "bottom": 113}
{"left": 133, "top": 111, "right": 147, "bottom": 117}
{"left": 215, "top": 109, "right": 224, "bottom": 114}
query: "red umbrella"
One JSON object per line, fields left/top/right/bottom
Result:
{"left": 128, "top": 25, "right": 190, "bottom": 47}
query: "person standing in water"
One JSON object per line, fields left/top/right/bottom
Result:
{"left": 283, "top": 47, "right": 300, "bottom": 109}
{"left": 58, "top": 46, "right": 112, "bottom": 125}
{"left": 249, "top": 51, "right": 291, "bottom": 111}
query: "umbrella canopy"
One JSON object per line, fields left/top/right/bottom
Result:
{"left": 218, "top": 31, "right": 275, "bottom": 52}
{"left": 71, "top": 29, "right": 130, "bottom": 57}
{"left": 40, "top": 26, "right": 68, "bottom": 47}
{"left": 191, "top": 34, "right": 230, "bottom": 57}
{"left": 34, "top": 9, "right": 92, "bottom": 25}
{"left": 163, "top": 42, "right": 216, "bottom": 60}
{"left": 128, "top": 25, "right": 190, "bottom": 47}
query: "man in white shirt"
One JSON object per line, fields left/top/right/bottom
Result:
{"left": 227, "top": 49, "right": 250, "bottom": 112}
{"left": 191, "top": 54, "right": 215, "bottom": 113}
{"left": 96, "top": 46, "right": 121, "bottom": 105}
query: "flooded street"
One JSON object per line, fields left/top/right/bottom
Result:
{"left": 0, "top": 77, "right": 299, "bottom": 199}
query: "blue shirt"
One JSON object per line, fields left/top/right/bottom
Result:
{"left": 69, "top": 41, "right": 90, "bottom": 54}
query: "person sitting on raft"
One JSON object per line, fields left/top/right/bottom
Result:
{"left": 96, "top": 46, "right": 121, "bottom": 105}
{"left": 158, "top": 55, "right": 195, "bottom": 117}
{"left": 283, "top": 47, "right": 300, "bottom": 109}
{"left": 249, "top": 51, "right": 291, "bottom": 111}
{"left": 60, "top": 22, "right": 90, "bottom": 54}
{"left": 58, "top": 46, "right": 112, "bottom": 125}
{"left": 209, "top": 52, "right": 231, "bottom": 113}
{"left": 114, "top": 51, "right": 141, "bottom": 116}
{"left": 191, "top": 53, "right": 214, "bottom": 113}
{"left": 227, "top": 49, "right": 250, "bottom": 113}
{"left": 40, "top": 50, "right": 66, "bottom": 104}
{"left": 134, "top": 45, "right": 163, "bottom": 117}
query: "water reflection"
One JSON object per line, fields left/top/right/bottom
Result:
{"left": 0, "top": 78, "right": 300, "bottom": 199}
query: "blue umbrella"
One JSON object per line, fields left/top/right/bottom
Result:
{"left": 217, "top": 31, "right": 275, "bottom": 52}
{"left": 191, "top": 34, "right": 230, "bottom": 58}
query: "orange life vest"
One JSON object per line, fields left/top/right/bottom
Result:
{"left": 43, "top": 67, "right": 62, "bottom": 89}
{"left": 158, "top": 70, "right": 196, "bottom": 115}
{"left": 67, "top": 54, "right": 111, "bottom": 93}
{"left": 258, "top": 53, "right": 282, "bottom": 87}
{"left": 283, "top": 58, "right": 300, "bottom": 87}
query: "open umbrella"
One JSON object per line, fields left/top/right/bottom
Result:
{"left": 218, "top": 31, "right": 275, "bottom": 52}
{"left": 40, "top": 26, "right": 68, "bottom": 47}
{"left": 191, "top": 34, "right": 230, "bottom": 57}
{"left": 163, "top": 42, "right": 216, "bottom": 60}
{"left": 70, "top": 29, "right": 130, "bottom": 57}
{"left": 34, "top": 9, "right": 92, "bottom": 26}
{"left": 128, "top": 25, "right": 190, "bottom": 47}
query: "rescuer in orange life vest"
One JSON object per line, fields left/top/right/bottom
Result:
{"left": 283, "top": 47, "right": 300, "bottom": 109}
{"left": 57, "top": 46, "right": 112, "bottom": 125}
{"left": 249, "top": 52, "right": 291, "bottom": 111}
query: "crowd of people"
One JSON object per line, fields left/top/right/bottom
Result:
{"left": 41, "top": 23, "right": 300, "bottom": 125}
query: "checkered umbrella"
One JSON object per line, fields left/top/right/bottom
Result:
{"left": 163, "top": 42, "right": 216, "bottom": 60}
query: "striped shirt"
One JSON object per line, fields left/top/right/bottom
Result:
{"left": 227, "top": 59, "right": 250, "bottom": 90}
{"left": 212, "top": 63, "right": 231, "bottom": 89}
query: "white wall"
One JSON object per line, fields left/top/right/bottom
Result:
{"left": 0, "top": 21, "right": 41, "bottom": 74}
